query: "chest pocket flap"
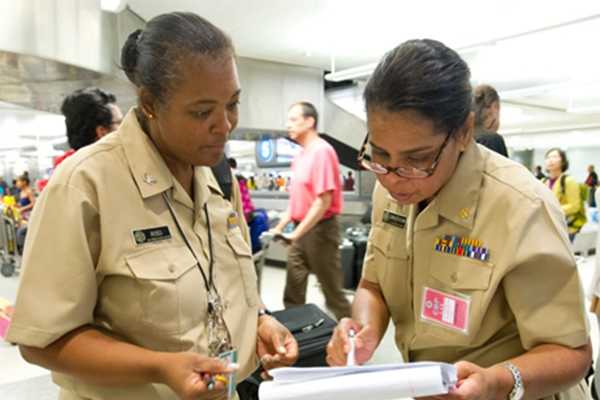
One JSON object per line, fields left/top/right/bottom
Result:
{"left": 226, "top": 232, "right": 252, "bottom": 258}
{"left": 126, "top": 245, "right": 197, "bottom": 280}
{"left": 370, "top": 225, "right": 408, "bottom": 260}
{"left": 430, "top": 252, "right": 492, "bottom": 290}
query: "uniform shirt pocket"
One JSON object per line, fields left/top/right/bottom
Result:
{"left": 369, "top": 226, "right": 411, "bottom": 323}
{"left": 125, "top": 245, "right": 200, "bottom": 334}
{"left": 430, "top": 252, "right": 493, "bottom": 290}
{"left": 226, "top": 232, "right": 258, "bottom": 307}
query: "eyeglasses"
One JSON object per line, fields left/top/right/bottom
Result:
{"left": 357, "top": 131, "right": 452, "bottom": 179}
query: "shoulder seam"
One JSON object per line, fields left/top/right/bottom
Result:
{"left": 482, "top": 168, "right": 539, "bottom": 203}
{"left": 62, "top": 141, "right": 122, "bottom": 186}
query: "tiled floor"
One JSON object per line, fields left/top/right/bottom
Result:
{"left": 0, "top": 257, "right": 598, "bottom": 398}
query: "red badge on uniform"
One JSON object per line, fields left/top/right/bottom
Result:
{"left": 421, "top": 287, "right": 470, "bottom": 334}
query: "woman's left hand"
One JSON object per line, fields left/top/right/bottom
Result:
{"left": 256, "top": 315, "right": 298, "bottom": 376}
{"left": 419, "top": 361, "right": 506, "bottom": 400}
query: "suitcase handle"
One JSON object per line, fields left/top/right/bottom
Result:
{"left": 291, "top": 318, "right": 325, "bottom": 334}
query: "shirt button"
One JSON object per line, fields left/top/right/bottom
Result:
{"left": 450, "top": 272, "right": 458, "bottom": 283}
{"left": 168, "top": 264, "right": 176, "bottom": 273}
{"left": 143, "top": 173, "right": 157, "bottom": 185}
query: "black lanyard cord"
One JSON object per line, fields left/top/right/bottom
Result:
{"left": 162, "top": 192, "right": 214, "bottom": 295}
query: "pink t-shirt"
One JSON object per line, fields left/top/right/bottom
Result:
{"left": 289, "top": 137, "right": 343, "bottom": 221}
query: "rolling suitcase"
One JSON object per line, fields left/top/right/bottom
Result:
{"left": 340, "top": 239, "right": 356, "bottom": 289}
{"left": 237, "top": 303, "right": 336, "bottom": 400}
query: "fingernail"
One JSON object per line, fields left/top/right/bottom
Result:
{"left": 228, "top": 362, "right": 240, "bottom": 370}
{"left": 278, "top": 346, "right": 286, "bottom": 354}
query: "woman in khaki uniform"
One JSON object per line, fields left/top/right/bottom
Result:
{"left": 327, "top": 39, "right": 591, "bottom": 399}
{"left": 6, "top": 12, "right": 297, "bottom": 400}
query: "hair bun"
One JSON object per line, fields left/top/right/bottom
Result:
{"left": 121, "top": 29, "right": 143, "bottom": 86}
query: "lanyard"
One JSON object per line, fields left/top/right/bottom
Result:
{"left": 162, "top": 192, "right": 217, "bottom": 312}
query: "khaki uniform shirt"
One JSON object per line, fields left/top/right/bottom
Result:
{"left": 363, "top": 142, "right": 589, "bottom": 399}
{"left": 7, "top": 109, "right": 259, "bottom": 400}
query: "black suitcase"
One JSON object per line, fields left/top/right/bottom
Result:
{"left": 237, "top": 303, "right": 337, "bottom": 399}
{"left": 349, "top": 235, "right": 368, "bottom": 288}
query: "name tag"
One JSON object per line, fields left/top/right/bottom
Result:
{"left": 421, "top": 287, "right": 470, "bottom": 334}
{"left": 382, "top": 210, "right": 406, "bottom": 229}
{"left": 132, "top": 226, "right": 172, "bottom": 245}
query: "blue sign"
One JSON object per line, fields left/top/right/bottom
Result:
{"left": 257, "top": 139, "right": 275, "bottom": 163}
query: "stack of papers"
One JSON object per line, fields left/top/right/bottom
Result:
{"left": 258, "top": 362, "right": 457, "bottom": 400}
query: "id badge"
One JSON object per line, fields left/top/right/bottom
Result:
{"left": 421, "top": 287, "right": 470, "bottom": 334}
{"left": 219, "top": 348, "right": 238, "bottom": 399}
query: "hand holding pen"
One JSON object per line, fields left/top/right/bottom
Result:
{"left": 158, "top": 352, "right": 238, "bottom": 400}
{"left": 326, "top": 318, "right": 379, "bottom": 367}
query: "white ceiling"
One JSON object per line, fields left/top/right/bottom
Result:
{"left": 127, "top": 1, "right": 600, "bottom": 139}
{"left": 3, "top": 0, "right": 600, "bottom": 159}
{"left": 127, "top": 0, "right": 600, "bottom": 70}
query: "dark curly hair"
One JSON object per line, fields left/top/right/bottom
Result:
{"left": 61, "top": 87, "right": 116, "bottom": 150}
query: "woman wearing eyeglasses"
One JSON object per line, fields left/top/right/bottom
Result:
{"left": 326, "top": 39, "right": 590, "bottom": 400}
{"left": 6, "top": 12, "right": 297, "bottom": 400}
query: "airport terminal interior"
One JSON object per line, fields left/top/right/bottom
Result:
{"left": 3, "top": 1, "right": 600, "bottom": 399}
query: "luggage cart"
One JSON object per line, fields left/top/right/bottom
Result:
{"left": 0, "top": 215, "right": 19, "bottom": 278}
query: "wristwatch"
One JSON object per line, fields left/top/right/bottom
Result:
{"left": 504, "top": 362, "right": 524, "bottom": 400}
{"left": 258, "top": 308, "right": 272, "bottom": 318}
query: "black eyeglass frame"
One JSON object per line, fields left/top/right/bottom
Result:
{"left": 357, "top": 131, "right": 452, "bottom": 179}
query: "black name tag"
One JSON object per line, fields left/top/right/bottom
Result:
{"left": 132, "top": 226, "right": 171, "bottom": 245}
{"left": 383, "top": 210, "right": 406, "bottom": 229}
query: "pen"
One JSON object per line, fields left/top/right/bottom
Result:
{"left": 347, "top": 329, "right": 356, "bottom": 366}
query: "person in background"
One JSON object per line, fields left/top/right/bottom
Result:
{"left": 534, "top": 165, "right": 546, "bottom": 180}
{"left": 272, "top": 101, "right": 351, "bottom": 320}
{"left": 56, "top": 87, "right": 123, "bottom": 168}
{"left": 227, "top": 157, "right": 255, "bottom": 221}
{"left": 343, "top": 170, "right": 355, "bottom": 191}
{"left": 247, "top": 176, "right": 256, "bottom": 190}
{"left": 285, "top": 176, "right": 291, "bottom": 192}
{"left": 9, "top": 179, "right": 20, "bottom": 197}
{"left": 34, "top": 88, "right": 123, "bottom": 193}
{"left": 15, "top": 173, "right": 35, "bottom": 254}
{"left": 326, "top": 39, "right": 590, "bottom": 399}
{"left": 0, "top": 178, "right": 8, "bottom": 197}
{"left": 6, "top": 12, "right": 297, "bottom": 400}
{"left": 586, "top": 164, "right": 598, "bottom": 208}
{"left": 473, "top": 84, "right": 509, "bottom": 157}
{"left": 544, "top": 148, "right": 585, "bottom": 242}
{"left": 268, "top": 174, "right": 276, "bottom": 191}
{"left": 15, "top": 174, "right": 35, "bottom": 220}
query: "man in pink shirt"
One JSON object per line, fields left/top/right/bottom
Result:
{"left": 272, "top": 102, "right": 351, "bottom": 320}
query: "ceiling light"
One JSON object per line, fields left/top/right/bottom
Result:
{"left": 100, "top": 0, "right": 127, "bottom": 13}
{"left": 324, "top": 62, "right": 378, "bottom": 82}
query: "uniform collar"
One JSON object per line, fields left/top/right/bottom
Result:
{"left": 119, "top": 108, "right": 227, "bottom": 208}
{"left": 120, "top": 109, "right": 174, "bottom": 199}
{"left": 195, "top": 166, "right": 224, "bottom": 207}
{"left": 434, "top": 140, "right": 484, "bottom": 229}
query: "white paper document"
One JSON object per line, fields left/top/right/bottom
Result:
{"left": 258, "top": 362, "right": 457, "bottom": 400}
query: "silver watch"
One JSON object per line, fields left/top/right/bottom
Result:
{"left": 504, "top": 362, "right": 524, "bottom": 400}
